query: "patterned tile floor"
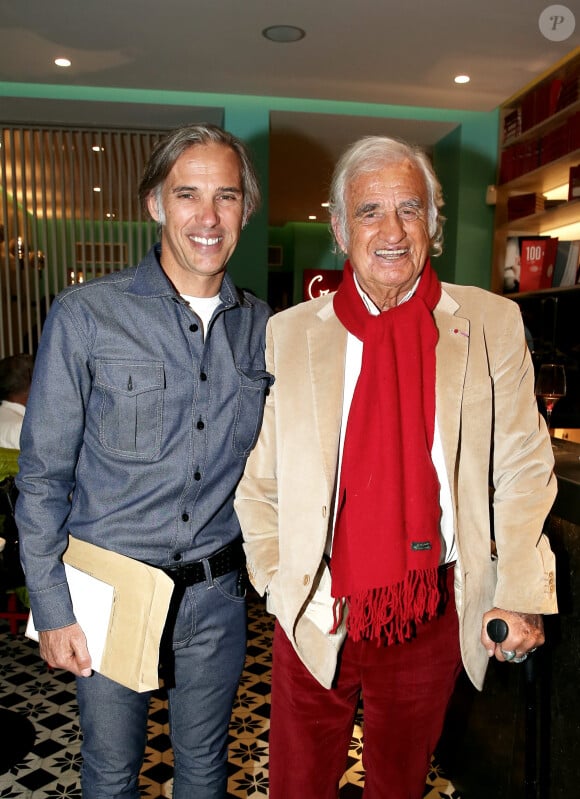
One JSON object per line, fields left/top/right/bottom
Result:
{"left": 0, "top": 593, "right": 461, "bottom": 797}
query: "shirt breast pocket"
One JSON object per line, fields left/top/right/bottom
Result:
{"left": 95, "top": 360, "right": 165, "bottom": 459}
{"left": 233, "top": 366, "right": 273, "bottom": 457}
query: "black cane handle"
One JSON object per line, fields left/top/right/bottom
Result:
{"left": 487, "top": 618, "right": 509, "bottom": 643}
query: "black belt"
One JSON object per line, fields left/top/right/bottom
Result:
{"left": 162, "top": 539, "right": 244, "bottom": 586}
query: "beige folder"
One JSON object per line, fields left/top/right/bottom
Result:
{"left": 27, "top": 535, "right": 174, "bottom": 692}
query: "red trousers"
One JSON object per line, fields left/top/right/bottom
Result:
{"left": 268, "top": 566, "right": 462, "bottom": 799}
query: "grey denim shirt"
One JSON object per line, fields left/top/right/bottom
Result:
{"left": 16, "top": 245, "right": 272, "bottom": 631}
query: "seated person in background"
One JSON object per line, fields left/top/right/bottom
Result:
{"left": 0, "top": 354, "right": 32, "bottom": 590}
{"left": 0, "top": 354, "right": 33, "bottom": 449}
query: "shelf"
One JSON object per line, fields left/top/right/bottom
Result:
{"left": 492, "top": 50, "right": 580, "bottom": 295}
{"left": 503, "top": 99, "right": 580, "bottom": 148}
{"left": 504, "top": 284, "right": 580, "bottom": 300}
{"left": 499, "top": 148, "right": 580, "bottom": 193}
{"left": 501, "top": 198, "right": 580, "bottom": 235}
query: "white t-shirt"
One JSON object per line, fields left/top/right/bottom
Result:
{"left": 181, "top": 294, "right": 221, "bottom": 338}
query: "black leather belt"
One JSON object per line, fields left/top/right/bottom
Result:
{"left": 161, "top": 538, "right": 244, "bottom": 586}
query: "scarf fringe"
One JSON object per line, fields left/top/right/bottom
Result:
{"left": 335, "top": 568, "right": 441, "bottom": 645}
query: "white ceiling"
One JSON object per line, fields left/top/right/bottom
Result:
{"left": 0, "top": 0, "right": 578, "bottom": 224}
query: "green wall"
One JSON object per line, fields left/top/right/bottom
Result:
{"left": 434, "top": 113, "right": 500, "bottom": 289}
{"left": 432, "top": 126, "right": 462, "bottom": 284}
{"left": 269, "top": 222, "right": 342, "bottom": 305}
{"left": 223, "top": 103, "right": 270, "bottom": 298}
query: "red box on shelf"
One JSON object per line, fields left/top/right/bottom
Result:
{"left": 548, "top": 78, "right": 564, "bottom": 115}
{"left": 540, "top": 124, "right": 569, "bottom": 165}
{"left": 500, "top": 141, "right": 540, "bottom": 183}
{"left": 569, "top": 112, "right": 580, "bottom": 150}
{"left": 521, "top": 89, "right": 539, "bottom": 131}
{"left": 557, "top": 71, "right": 580, "bottom": 110}
{"left": 519, "top": 237, "right": 558, "bottom": 292}
{"left": 507, "top": 193, "right": 545, "bottom": 220}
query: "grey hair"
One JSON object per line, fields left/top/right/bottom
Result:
{"left": 138, "top": 123, "right": 261, "bottom": 227}
{"left": 328, "top": 136, "right": 445, "bottom": 257}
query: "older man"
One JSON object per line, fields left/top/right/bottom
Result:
{"left": 17, "top": 124, "right": 271, "bottom": 799}
{"left": 235, "top": 136, "right": 557, "bottom": 798}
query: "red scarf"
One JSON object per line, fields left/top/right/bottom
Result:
{"left": 331, "top": 260, "right": 443, "bottom": 644}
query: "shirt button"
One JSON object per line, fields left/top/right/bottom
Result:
{"left": 173, "top": 553, "right": 182, "bottom": 562}
{"left": 303, "top": 574, "right": 310, "bottom": 586}
{"left": 200, "top": 372, "right": 207, "bottom": 381}
{"left": 194, "top": 471, "right": 201, "bottom": 481}
{"left": 182, "top": 512, "right": 189, "bottom": 522}
{"left": 189, "top": 323, "right": 199, "bottom": 332}
{"left": 197, "top": 420, "right": 205, "bottom": 430}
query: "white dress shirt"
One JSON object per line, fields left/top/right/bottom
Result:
{"left": 304, "top": 278, "right": 456, "bottom": 635}
{"left": 0, "top": 400, "right": 25, "bottom": 449}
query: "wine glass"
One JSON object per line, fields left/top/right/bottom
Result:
{"left": 535, "top": 363, "right": 566, "bottom": 428}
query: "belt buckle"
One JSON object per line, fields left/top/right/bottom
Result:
{"left": 168, "top": 564, "right": 187, "bottom": 585}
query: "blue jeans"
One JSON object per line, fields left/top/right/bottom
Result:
{"left": 76, "top": 567, "right": 247, "bottom": 799}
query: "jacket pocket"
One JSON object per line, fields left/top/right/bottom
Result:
{"left": 232, "top": 367, "right": 273, "bottom": 457}
{"left": 95, "top": 360, "right": 164, "bottom": 459}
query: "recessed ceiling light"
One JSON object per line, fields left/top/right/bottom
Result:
{"left": 55, "top": 57, "right": 71, "bottom": 68}
{"left": 93, "top": 186, "right": 101, "bottom": 193}
{"left": 308, "top": 215, "right": 317, "bottom": 220}
{"left": 92, "top": 145, "right": 104, "bottom": 152}
{"left": 262, "top": 25, "right": 305, "bottom": 43}
{"left": 454, "top": 74, "right": 470, "bottom": 84}
{"left": 321, "top": 202, "right": 330, "bottom": 208}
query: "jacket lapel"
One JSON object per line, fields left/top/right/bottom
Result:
{"left": 434, "top": 288, "right": 469, "bottom": 485}
{"left": 307, "top": 298, "right": 347, "bottom": 491}
{"left": 303, "top": 289, "right": 468, "bottom": 497}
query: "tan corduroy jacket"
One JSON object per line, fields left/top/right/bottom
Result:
{"left": 235, "top": 283, "right": 558, "bottom": 691}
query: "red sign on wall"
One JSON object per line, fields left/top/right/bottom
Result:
{"left": 303, "top": 269, "right": 343, "bottom": 301}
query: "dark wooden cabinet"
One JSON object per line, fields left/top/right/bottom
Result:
{"left": 510, "top": 285, "right": 580, "bottom": 430}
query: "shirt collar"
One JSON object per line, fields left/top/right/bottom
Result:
{"left": 126, "top": 243, "right": 242, "bottom": 309}
{"left": 353, "top": 272, "right": 420, "bottom": 317}
{"left": 0, "top": 400, "right": 26, "bottom": 417}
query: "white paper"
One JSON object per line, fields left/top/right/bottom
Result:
{"left": 26, "top": 564, "right": 115, "bottom": 672}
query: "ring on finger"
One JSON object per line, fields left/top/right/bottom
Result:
{"left": 512, "top": 653, "right": 528, "bottom": 663}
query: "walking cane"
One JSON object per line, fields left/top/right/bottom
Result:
{"left": 487, "top": 619, "right": 539, "bottom": 799}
